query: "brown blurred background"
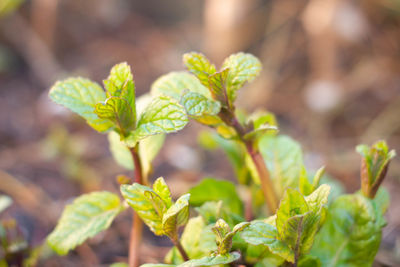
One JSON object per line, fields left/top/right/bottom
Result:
{"left": 0, "top": 0, "right": 399, "bottom": 266}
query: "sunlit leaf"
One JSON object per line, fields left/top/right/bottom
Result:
{"left": 47, "top": 191, "right": 123, "bottom": 255}
{"left": 183, "top": 52, "right": 216, "bottom": 88}
{"left": 180, "top": 91, "right": 221, "bottom": 126}
{"left": 162, "top": 194, "right": 190, "bottom": 238}
{"left": 49, "top": 77, "right": 113, "bottom": 132}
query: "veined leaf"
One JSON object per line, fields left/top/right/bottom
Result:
{"left": 241, "top": 222, "right": 294, "bottom": 262}
{"left": 126, "top": 96, "right": 188, "bottom": 146}
{"left": 259, "top": 135, "right": 304, "bottom": 196}
{"left": 183, "top": 52, "right": 216, "bottom": 88}
{"left": 305, "top": 184, "right": 330, "bottom": 211}
{"left": 0, "top": 195, "right": 12, "bottom": 213}
{"left": 179, "top": 252, "right": 240, "bottom": 267}
{"left": 95, "top": 97, "right": 135, "bottom": 134}
{"left": 153, "top": 177, "right": 173, "bottom": 209}
{"left": 47, "top": 191, "right": 123, "bottom": 255}
{"left": 180, "top": 91, "right": 221, "bottom": 126}
{"left": 222, "top": 53, "right": 262, "bottom": 103}
{"left": 151, "top": 72, "right": 211, "bottom": 99}
{"left": 208, "top": 68, "right": 230, "bottom": 107}
{"left": 188, "top": 178, "right": 243, "bottom": 216}
{"left": 276, "top": 188, "right": 309, "bottom": 236}
{"left": 49, "top": 77, "right": 113, "bottom": 132}
{"left": 120, "top": 183, "right": 165, "bottom": 235}
{"left": 310, "top": 193, "right": 386, "bottom": 267}
{"left": 103, "top": 62, "right": 136, "bottom": 122}
{"left": 162, "top": 194, "right": 190, "bottom": 238}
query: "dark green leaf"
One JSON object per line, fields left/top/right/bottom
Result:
{"left": 47, "top": 191, "right": 123, "bottom": 255}
{"left": 49, "top": 77, "right": 113, "bottom": 132}
{"left": 188, "top": 178, "right": 243, "bottom": 216}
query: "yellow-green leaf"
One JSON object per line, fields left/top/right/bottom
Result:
{"left": 49, "top": 77, "right": 113, "bottom": 132}
{"left": 162, "top": 194, "right": 190, "bottom": 238}
{"left": 47, "top": 191, "right": 123, "bottom": 255}
{"left": 180, "top": 91, "right": 221, "bottom": 126}
{"left": 183, "top": 52, "right": 216, "bottom": 88}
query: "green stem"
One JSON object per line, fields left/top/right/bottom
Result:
{"left": 128, "top": 145, "right": 145, "bottom": 267}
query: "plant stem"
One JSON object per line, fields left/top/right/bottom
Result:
{"left": 229, "top": 114, "right": 279, "bottom": 213}
{"left": 171, "top": 238, "right": 190, "bottom": 261}
{"left": 128, "top": 145, "right": 145, "bottom": 267}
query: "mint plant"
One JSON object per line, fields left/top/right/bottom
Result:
{"left": 45, "top": 53, "right": 395, "bottom": 267}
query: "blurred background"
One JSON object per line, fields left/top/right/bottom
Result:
{"left": 0, "top": 0, "right": 399, "bottom": 266}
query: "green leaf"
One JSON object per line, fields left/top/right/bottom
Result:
{"left": 49, "top": 77, "right": 113, "bottom": 132}
{"left": 108, "top": 131, "right": 165, "bottom": 175}
{"left": 276, "top": 188, "right": 308, "bottom": 235}
{"left": 183, "top": 52, "right": 216, "bottom": 88}
{"left": 151, "top": 72, "right": 211, "bottom": 99}
{"left": 179, "top": 252, "right": 240, "bottom": 267}
{"left": 259, "top": 135, "right": 304, "bottom": 196}
{"left": 310, "top": 193, "right": 386, "bottom": 267}
{"left": 180, "top": 91, "right": 221, "bottom": 126}
{"left": 356, "top": 140, "right": 396, "bottom": 198}
{"left": 47, "top": 191, "right": 123, "bottom": 255}
{"left": 241, "top": 222, "right": 294, "bottom": 262}
{"left": 153, "top": 177, "right": 173, "bottom": 209}
{"left": 103, "top": 62, "right": 136, "bottom": 113}
{"left": 120, "top": 183, "right": 165, "bottom": 235}
{"left": 298, "top": 255, "right": 321, "bottom": 267}
{"left": 208, "top": 68, "right": 230, "bottom": 107}
{"left": 95, "top": 97, "right": 135, "bottom": 134}
{"left": 305, "top": 184, "right": 330, "bottom": 211}
{"left": 162, "top": 194, "right": 190, "bottom": 238}
{"left": 0, "top": 195, "right": 12, "bottom": 213}
{"left": 222, "top": 53, "right": 262, "bottom": 103}
{"left": 126, "top": 96, "right": 188, "bottom": 146}
{"left": 188, "top": 178, "right": 243, "bottom": 216}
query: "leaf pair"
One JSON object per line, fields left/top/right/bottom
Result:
{"left": 356, "top": 140, "right": 396, "bottom": 198}
{"left": 151, "top": 52, "right": 262, "bottom": 130}
{"left": 241, "top": 185, "right": 331, "bottom": 263}
{"left": 121, "top": 177, "right": 189, "bottom": 239}
{"left": 49, "top": 63, "right": 188, "bottom": 146}
{"left": 212, "top": 219, "right": 249, "bottom": 255}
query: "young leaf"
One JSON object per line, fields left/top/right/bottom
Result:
{"left": 222, "top": 53, "right": 262, "bottom": 103}
{"left": 241, "top": 222, "right": 294, "bottom": 262}
{"left": 49, "top": 77, "right": 113, "bottom": 132}
{"left": 310, "top": 193, "right": 386, "bottom": 266}
{"left": 153, "top": 177, "right": 173, "bottom": 209}
{"left": 103, "top": 62, "right": 136, "bottom": 112}
{"left": 151, "top": 72, "right": 211, "bottom": 100}
{"left": 120, "top": 183, "right": 165, "bottom": 235}
{"left": 95, "top": 97, "right": 135, "bottom": 134}
{"left": 126, "top": 95, "right": 188, "bottom": 146}
{"left": 188, "top": 178, "right": 244, "bottom": 216}
{"left": 183, "top": 52, "right": 216, "bottom": 88}
{"left": 208, "top": 68, "right": 230, "bottom": 107}
{"left": 0, "top": 195, "right": 12, "bottom": 213}
{"left": 179, "top": 252, "right": 240, "bottom": 267}
{"left": 180, "top": 91, "right": 221, "bottom": 126}
{"left": 356, "top": 140, "right": 396, "bottom": 198}
{"left": 259, "top": 135, "right": 304, "bottom": 196}
{"left": 47, "top": 191, "right": 123, "bottom": 255}
{"left": 162, "top": 194, "right": 190, "bottom": 238}
{"left": 213, "top": 220, "right": 250, "bottom": 255}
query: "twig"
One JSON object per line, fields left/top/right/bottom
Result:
{"left": 171, "top": 238, "right": 190, "bottom": 262}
